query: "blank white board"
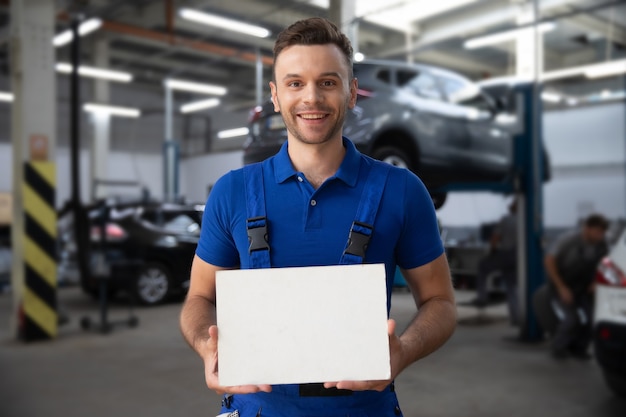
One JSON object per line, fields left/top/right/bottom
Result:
{"left": 216, "top": 263, "right": 390, "bottom": 386}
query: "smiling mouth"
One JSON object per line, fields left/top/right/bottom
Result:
{"left": 298, "top": 113, "right": 328, "bottom": 120}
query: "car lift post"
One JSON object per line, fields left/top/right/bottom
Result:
{"left": 435, "top": 81, "right": 546, "bottom": 341}
{"left": 516, "top": 81, "right": 545, "bottom": 342}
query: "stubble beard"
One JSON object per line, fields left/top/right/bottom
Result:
{"left": 279, "top": 97, "right": 350, "bottom": 146}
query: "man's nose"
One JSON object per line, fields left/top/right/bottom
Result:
{"left": 303, "top": 84, "right": 322, "bottom": 104}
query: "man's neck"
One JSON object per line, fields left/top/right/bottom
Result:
{"left": 287, "top": 136, "right": 346, "bottom": 189}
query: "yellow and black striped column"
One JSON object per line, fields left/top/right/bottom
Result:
{"left": 21, "top": 161, "right": 57, "bottom": 341}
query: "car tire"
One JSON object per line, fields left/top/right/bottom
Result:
{"left": 371, "top": 146, "right": 413, "bottom": 170}
{"left": 135, "top": 262, "right": 172, "bottom": 306}
{"left": 603, "top": 369, "right": 626, "bottom": 397}
{"left": 371, "top": 146, "right": 448, "bottom": 209}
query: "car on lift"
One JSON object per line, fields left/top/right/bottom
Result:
{"left": 244, "top": 59, "right": 528, "bottom": 209}
{"left": 593, "top": 228, "right": 626, "bottom": 397}
{"left": 58, "top": 201, "right": 204, "bottom": 305}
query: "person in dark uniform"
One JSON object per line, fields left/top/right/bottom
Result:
{"left": 544, "top": 213, "right": 609, "bottom": 359}
{"left": 179, "top": 17, "right": 457, "bottom": 417}
{"left": 470, "top": 198, "right": 519, "bottom": 325}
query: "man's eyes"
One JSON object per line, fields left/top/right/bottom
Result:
{"left": 286, "top": 80, "right": 337, "bottom": 87}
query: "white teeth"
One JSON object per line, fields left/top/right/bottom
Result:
{"left": 300, "top": 114, "right": 325, "bottom": 119}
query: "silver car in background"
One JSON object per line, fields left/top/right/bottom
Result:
{"left": 244, "top": 59, "right": 519, "bottom": 208}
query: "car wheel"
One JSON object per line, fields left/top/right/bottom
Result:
{"left": 135, "top": 262, "right": 172, "bottom": 305}
{"left": 603, "top": 369, "right": 626, "bottom": 397}
{"left": 371, "top": 146, "right": 413, "bottom": 170}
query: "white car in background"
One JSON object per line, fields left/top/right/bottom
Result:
{"left": 594, "top": 228, "right": 626, "bottom": 397}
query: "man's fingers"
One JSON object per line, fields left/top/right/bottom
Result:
{"left": 208, "top": 324, "right": 218, "bottom": 339}
{"left": 387, "top": 319, "right": 396, "bottom": 336}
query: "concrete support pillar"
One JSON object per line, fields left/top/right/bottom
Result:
{"left": 10, "top": 0, "right": 58, "bottom": 341}
{"left": 516, "top": 2, "right": 544, "bottom": 78}
{"left": 329, "top": 0, "right": 359, "bottom": 53}
{"left": 91, "top": 38, "right": 111, "bottom": 200}
{"left": 256, "top": 47, "right": 263, "bottom": 106}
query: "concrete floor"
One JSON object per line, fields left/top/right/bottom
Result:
{"left": 0, "top": 286, "right": 624, "bottom": 417}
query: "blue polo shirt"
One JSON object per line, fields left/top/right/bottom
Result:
{"left": 196, "top": 137, "right": 444, "bottom": 416}
{"left": 197, "top": 137, "right": 444, "bottom": 307}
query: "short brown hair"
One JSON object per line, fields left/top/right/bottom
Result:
{"left": 273, "top": 17, "right": 354, "bottom": 79}
{"left": 585, "top": 213, "right": 609, "bottom": 230}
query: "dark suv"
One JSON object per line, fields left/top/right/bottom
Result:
{"left": 58, "top": 201, "right": 204, "bottom": 305}
{"left": 244, "top": 59, "right": 518, "bottom": 208}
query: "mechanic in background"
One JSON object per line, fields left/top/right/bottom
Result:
{"left": 470, "top": 198, "right": 519, "bottom": 325}
{"left": 544, "top": 213, "right": 609, "bottom": 359}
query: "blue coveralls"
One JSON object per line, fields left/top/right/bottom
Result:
{"left": 197, "top": 138, "right": 444, "bottom": 417}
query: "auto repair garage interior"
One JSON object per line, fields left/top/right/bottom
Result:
{"left": 0, "top": 0, "right": 625, "bottom": 416}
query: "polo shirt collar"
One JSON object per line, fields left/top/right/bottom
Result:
{"left": 273, "top": 137, "right": 361, "bottom": 187}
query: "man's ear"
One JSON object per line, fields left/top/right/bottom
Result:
{"left": 269, "top": 81, "right": 280, "bottom": 112}
{"left": 348, "top": 77, "right": 358, "bottom": 109}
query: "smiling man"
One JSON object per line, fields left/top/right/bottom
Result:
{"left": 180, "top": 17, "right": 457, "bottom": 417}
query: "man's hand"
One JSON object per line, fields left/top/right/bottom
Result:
{"left": 557, "top": 285, "right": 574, "bottom": 305}
{"left": 323, "top": 319, "right": 405, "bottom": 392}
{"left": 202, "top": 325, "right": 272, "bottom": 395}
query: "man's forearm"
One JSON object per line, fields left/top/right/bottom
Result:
{"left": 398, "top": 297, "right": 457, "bottom": 368}
{"left": 544, "top": 256, "right": 565, "bottom": 289}
{"left": 180, "top": 294, "right": 217, "bottom": 356}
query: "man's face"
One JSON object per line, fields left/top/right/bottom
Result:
{"left": 269, "top": 44, "right": 357, "bottom": 146}
{"left": 584, "top": 226, "right": 606, "bottom": 244}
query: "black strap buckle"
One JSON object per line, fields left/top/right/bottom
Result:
{"left": 247, "top": 216, "right": 269, "bottom": 253}
{"left": 343, "top": 221, "right": 373, "bottom": 260}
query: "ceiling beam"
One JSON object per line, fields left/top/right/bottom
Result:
{"left": 567, "top": 13, "right": 626, "bottom": 48}
{"left": 100, "top": 20, "right": 274, "bottom": 67}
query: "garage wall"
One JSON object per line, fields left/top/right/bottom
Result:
{"left": 179, "top": 150, "right": 244, "bottom": 203}
{"left": 0, "top": 144, "right": 163, "bottom": 207}
{"left": 542, "top": 101, "right": 626, "bottom": 227}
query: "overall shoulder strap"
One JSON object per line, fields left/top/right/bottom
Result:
{"left": 340, "top": 162, "right": 391, "bottom": 265}
{"left": 243, "top": 163, "right": 271, "bottom": 268}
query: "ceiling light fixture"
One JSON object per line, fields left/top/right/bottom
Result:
{"left": 0, "top": 92, "right": 14, "bottom": 102}
{"left": 584, "top": 59, "right": 626, "bottom": 79}
{"left": 179, "top": 8, "right": 270, "bottom": 38}
{"left": 56, "top": 63, "right": 133, "bottom": 82}
{"left": 84, "top": 103, "right": 141, "bottom": 118}
{"left": 53, "top": 18, "right": 103, "bottom": 47}
{"left": 165, "top": 78, "right": 227, "bottom": 96}
{"left": 308, "top": 0, "right": 477, "bottom": 32}
{"left": 542, "top": 59, "right": 626, "bottom": 81}
{"left": 540, "top": 92, "right": 561, "bottom": 103}
{"left": 217, "top": 127, "right": 249, "bottom": 139}
{"left": 180, "top": 98, "right": 221, "bottom": 113}
{"left": 464, "top": 22, "right": 556, "bottom": 49}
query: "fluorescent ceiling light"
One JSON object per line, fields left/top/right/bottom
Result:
{"left": 165, "top": 78, "right": 227, "bottom": 96}
{"left": 0, "top": 92, "right": 14, "bottom": 102}
{"left": 179, "top": 8, "right": 270, "bottom": 38}
{"left": 542, "top": 59, "right": 626, "bottom": 81}
{"left": 585, "top": 59, "right": 626, "bottom": 79}
{"left": 541, "top": 92, "right": 561, "bottom": 103}
{"left": 180, "top": 98, "right": 221, "bottom": 113}
{"left": 464, "top": 22, "right": 556, "bottom": 49}
{"left": 217, "top": 127, "right": 249, "bottom": 139}
{"left": 308, "top": 0, "right": 476, "bottom": 32}
{"left": 53, "top": 18, "right": 103, "bottom": 47}
{"left": 56, "top": 63, "right": 133, "bottom": 82}
{"left": 84, "top": 103, "right": 141, "bottom": 118}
